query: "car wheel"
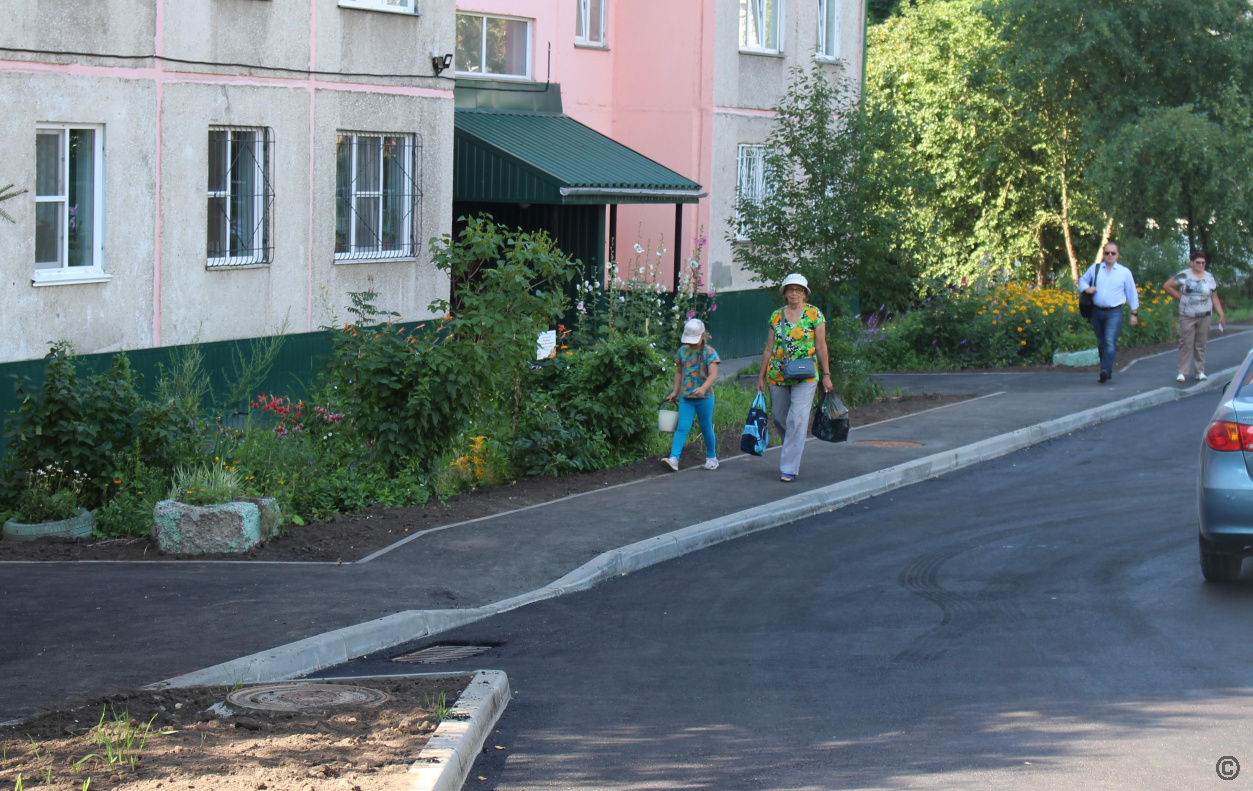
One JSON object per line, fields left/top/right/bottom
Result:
{"left": 1200, "top": 538, "right": 1243, "bottom": 583}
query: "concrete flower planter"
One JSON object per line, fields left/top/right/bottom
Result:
{"left": 151, "top": 498, "right": 282, "bottom": 554}
{"left": 1052, "top": 347, "right": 1100, "bottom": 367}
{"left": 2, "top": 509, "right": 96, "bottom": 542}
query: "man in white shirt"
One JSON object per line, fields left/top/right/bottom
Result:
{"left": 1078, "top": 243, "right": 1140, "bottom": 384}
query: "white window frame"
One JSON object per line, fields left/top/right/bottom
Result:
{"left": 337, "top": 0, "right": 417, "bottom": 15}
{"left": 816, "top": 0, "right": 841, "bottom": 61}
{"left": 33, "top": 124, "right": 109, "bottom": 286}
{"left": 335, "top": 132, "right": 421, "bottom": 263}
{"left": 455, "top": 13, "right": 534, "bottom": 81}
{"left": 575, "top": 0, "right": 607, "bottom": 48}
{"left": 740, "top": 0, "right": 784, "bottom": 55}
{"left": 207, "top": 126, "right": 273, "bottom": 269}
{"left": 735, "top": 143, "right": 770, "bottom": 241}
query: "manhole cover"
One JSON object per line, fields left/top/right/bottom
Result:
{"left": 854, "top": 440, "right": 923, "bottom": 448}
{"left": 393, "top": 644, "right": 491, "bottom": 664}
{"left": 225, "top": 683, "right": 390, "bottom": 712}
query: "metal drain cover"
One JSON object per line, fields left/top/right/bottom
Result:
{"left": 393, "top": 644, "right": 490, "bottom": 664}
{"left": 855, "top": 440, "right": 923, "bottom": 448}
{"left": 225, "top": 683, "right": 390, "bottom": 712}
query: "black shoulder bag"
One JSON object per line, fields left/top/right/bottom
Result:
{"left": 1078, "top": 264, "right": 1099, "bottom": 319}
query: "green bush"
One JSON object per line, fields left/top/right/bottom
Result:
{"left": 12, "top": 463, "right": 88, "bottom": 523}
{"left": 94, "top": 447, "right": 167, "bottom": 538}
{"left": 512, "top": 334, "right": 665, "bottom": 475}
{"left": 1, "top": 343, "right": 204, "bottom": 508}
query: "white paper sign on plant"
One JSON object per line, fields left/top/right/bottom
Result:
{"left": 536, "top": 329, "right": 558, "bottom": 360}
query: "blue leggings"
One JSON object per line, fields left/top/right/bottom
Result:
{"left": 669, "top": 396, "right": 717, "bottom": 460}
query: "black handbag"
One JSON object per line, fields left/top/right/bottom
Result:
{"left": 1078, "top": 264, "right": 1099, "bottom": 319}
{"left": 781, "top": 357, "right": 816, "bottom": 380}
{"left": 812, "top": 391, "right": 849, "bottom": 443}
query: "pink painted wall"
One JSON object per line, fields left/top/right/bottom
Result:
{"left": 457, "top": 0, "right": 713, "bottom": 289}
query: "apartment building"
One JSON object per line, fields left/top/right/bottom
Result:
{"left": 456, "top": 0, "right": 867, "bottom": 305}
{"left": 0, "top": 0, "right": 455, "bottom": 364}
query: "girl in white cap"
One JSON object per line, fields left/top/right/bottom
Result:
{"left": 662, "top": 318, "right": 721, "bottom": 471}
{"left": 757, "top": 273, "right": 832, "bottom": 482}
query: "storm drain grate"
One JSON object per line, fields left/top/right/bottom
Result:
{"left": 855, "top": 440, "right": 923, "bottom": 448}
{"left": 392, "top": 644, "right": 491, "bottom": 664}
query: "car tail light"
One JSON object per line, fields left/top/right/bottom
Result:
{"left": 1205, "top": 420, "right": 1253, "bottom": 451}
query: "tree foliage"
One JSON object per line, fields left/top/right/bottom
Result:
{"left": 868, "top": 0, "right": 1253, "bottom": 287}
{"left": 729, "top": 64, "right": 919, "bottom": 311}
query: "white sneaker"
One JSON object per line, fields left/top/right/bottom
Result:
{"left": 703, "top": 458, "right": 719, "bottom": 470}
{"left": 1198, "top": 372, "right": 1209, "bottom": 381}
{"left": 1176, "top": 373, "right": 1187, "bottom": 382}
{"left": 662, "top": 456, "right": 679, "bottom": 471}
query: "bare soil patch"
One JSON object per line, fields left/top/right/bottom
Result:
{"left": 0, "top": 675, "right": 468, "bottom": 791}
{"left": 0, "top": 392, "right": 973, "bottom": 564}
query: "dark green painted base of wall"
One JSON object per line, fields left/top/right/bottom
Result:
{"left": 705, "top": 287, "right": 780, "bottom": 359}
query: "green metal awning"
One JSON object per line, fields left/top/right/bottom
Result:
{"left": 454, "top": 109, "right": 704, "bottom": 205}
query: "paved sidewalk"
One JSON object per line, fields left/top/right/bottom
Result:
{"left": 2, "top": 331, "right": 1251, "bottom": 722}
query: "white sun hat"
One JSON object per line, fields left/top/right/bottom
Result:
{"left": 680, "top": 318, "right": 706, "bottom": 344}
{"left": 779, "top": 273, "right": 810, "bottom": 295}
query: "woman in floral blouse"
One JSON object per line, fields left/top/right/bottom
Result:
{"left": 756, "top": 273, "right": 833, "bottom": 482}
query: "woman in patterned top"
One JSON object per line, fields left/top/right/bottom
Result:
{"left": 662, "top": 318, "right": 721, "bottom": 471}
{"left": 756, "top": 273, "right": 833, "bottom": 482}
{"left": 1164, "top": 250, "right": 1226, "bottom": 382}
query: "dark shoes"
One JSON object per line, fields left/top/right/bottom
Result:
{"left": 1099, "top": 371, "right": 1110, "bottom": 384}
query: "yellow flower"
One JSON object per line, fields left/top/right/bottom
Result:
{"left": 1017, "top": 327, "right": 1023, "bottom": 332}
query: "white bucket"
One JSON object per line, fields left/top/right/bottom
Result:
{"left": 658, "top": 408, "right": 679, "bottom": 433}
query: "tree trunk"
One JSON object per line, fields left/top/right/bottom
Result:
{"left": 1035, "top": 225, "right": 1047, "bottom": 287}
{"left": 1098, "top": 215, "right": 1115, "bottom": 263}
{"left": 1060, "top": 166, "right": 1079, "bottom": 282}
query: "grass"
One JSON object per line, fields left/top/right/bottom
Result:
{"left": 71, "top": 707, "right": 173, "bottom": 774}
{"left": 425, "top": 692, "right": 452, "bottom": 723}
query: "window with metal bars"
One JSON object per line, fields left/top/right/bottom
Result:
{"left": 335, "top": 132, "right": 422, "bottom": 261}
{"left": 735, "top": 143, "right": 771, "bottom": 240}
{"left": 207, "top": 127, "right": 273, "bottom": 267}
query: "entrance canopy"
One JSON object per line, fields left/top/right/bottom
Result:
{"left": 454, "top": 109, "right": 703, "bottom": 206}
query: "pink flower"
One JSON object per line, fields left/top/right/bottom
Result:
{"left": 710, "top": 303, "right": 717, "bottom": 312}
{"left": 687, "top": 310, "right": 696, "bottom": 319}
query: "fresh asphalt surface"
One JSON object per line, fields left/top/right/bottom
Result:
{"left": 319, "top": 392, "right": 1253, "bottom": 790}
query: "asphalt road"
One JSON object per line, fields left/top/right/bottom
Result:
{"left": 321, "top": 391, "right": 1253, "bottom": 790}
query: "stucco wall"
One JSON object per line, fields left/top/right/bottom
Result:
{"left": 0, "top": 0, "right": 156, "bottom": 64}
{"left": 0, "top": 0, "right": 455, "bottom": 364}
{"left": 0, "top": 71, "right": 158, "bottom": 361}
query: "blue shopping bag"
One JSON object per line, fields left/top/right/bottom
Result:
{"left": 740, "top": 391, "right": 770, "bottom": 456}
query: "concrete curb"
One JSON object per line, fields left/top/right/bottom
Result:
{"left": 403, "top": 669, "right": 510, "bottom": 791}
{"left": 146, "top": 370, "right": 1234, "bottom": 691}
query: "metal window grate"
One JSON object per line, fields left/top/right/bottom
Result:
{"left": 735, "top": 143, "right": 770, "bottom": 240}
{"left": 335, "top": 132, "right": 423, "bottom": 262}
{"left": 392, "top": 644, "right": 490, "bottom": 664}
{"left": 207, "top": 126, "right": 274, "bottom": 268}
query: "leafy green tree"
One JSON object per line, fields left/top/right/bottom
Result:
{"left": 729, "top": 64, "right": 918, "bottom": 311}
{"left": 867, "top": 0, "right": 1063, "bottom": 286}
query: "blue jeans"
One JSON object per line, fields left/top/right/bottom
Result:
{"left": 669, "top": 396, "right": 717, "bottom": 460}
{"left": 1090, "top": 306, "right": 1123, "bottom": 375}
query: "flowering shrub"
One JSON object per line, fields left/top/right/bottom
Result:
{"left": 571, "top": 232, "right": 716, "bottom": 349}
{"left": 13, "top": 463, "right": 88, "bottom": 523}
{"left": 864, "top": 280, "right": 1177, "bottom": 370}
